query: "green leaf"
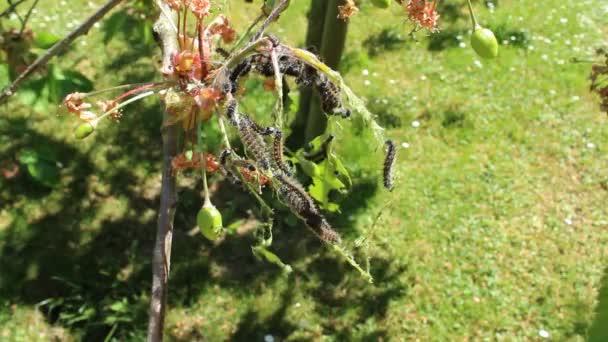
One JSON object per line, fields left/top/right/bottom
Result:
{"left": 109, "top": 299, "right": 128, "bottom": 313}
{"left": 33, "top": 32, "right": 61, "bottom": 49}
{"left": 252, "top": 246, "right": 292, "bottom": 274}
{"left": 18, "top": 149, "right": 40, "bottom": 164}
{"left": 307, "top": 157, "right": 349, "bottom": 212}
{"left": 26, "top": 160, "right": 60, "bottom": 188}
{"left": 19, "top": 148, "right": 60, "bottom": 188}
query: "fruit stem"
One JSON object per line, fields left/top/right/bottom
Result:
{"left": 97, "top": 90, "right": 156, "bottom": 121}
{"left": 197, "top": 114, "right": 211, "bottom": 206}
{"left": 466, "top": 0, "right": 480, "bottom": 30}
{"left": 83, "top": 82, "right": 170, "bottom": 98}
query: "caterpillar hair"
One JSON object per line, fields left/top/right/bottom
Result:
{"left": 274, "top": 173, "right": 341, "bottom": 244}
{"left": 305, "top": 216, "right": 342, "bottom": 244}
{"left": 219, "top": 149, "right": 232, "bottom": 166}
{"left": 225, "top": 96, "right": 240, "bottom": 127}
{"left": 229, "top": 59, "right": 253, "bottom": 93}
{"left": 241, "top": 114, "right": 275, "bottom": 136}
{"left": 272, "top": 130, "right": 292, "bottom": 175}
{"left": 383, "top": 139, "right": 396, "bottom": 191}
{"left": 238, "top": 119, "right": 271, "bottom": 170}
{"left": 275, "top": 173, "right": 315, "bottom": 216}
{"left": 218, "top": 149, "right": 243, "bottom": 186}
{"left": 216, "top": 47, "right": 230, "bottom": 58}
{"left": 303, "top": 134, "right": 335, "bottom": 163}
{"left": 315, "top": 74, "right": 350, "bottom": 118}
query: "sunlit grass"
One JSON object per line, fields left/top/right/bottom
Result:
{"left": 1, "top": 0, "right": 607, "bottom": 340}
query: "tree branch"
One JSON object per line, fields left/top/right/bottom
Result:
{"left": 0, "top": 0, "right": 124, "bottom": 105}
{"left": 19, "top": 0, "right": 39, "bottom": 35}
{"left": 0, "top": 0, "right": 26, "bottom": 19}
{"left": 147, "top": 1, "right": 179, "bottom": 341}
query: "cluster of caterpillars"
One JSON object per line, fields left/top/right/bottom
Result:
{"left": 222, "top": 95, "right": 341, "bottom": 244}
{"left": 227, "top": 39, "right": 351, "bottom": 118}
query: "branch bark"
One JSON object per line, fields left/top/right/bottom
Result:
{"left": 0, "top": 0, "right": 124, "bottom": 105}
{"left": 147, "top": 2, "right": 179, "bottom": 341}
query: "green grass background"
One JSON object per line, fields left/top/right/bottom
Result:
{"left": 1, "top": 0, "right": 607, "bottom": 340}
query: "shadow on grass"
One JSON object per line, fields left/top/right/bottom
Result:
{"left": 0, "top": 104, "right": 402, "bottom": 340}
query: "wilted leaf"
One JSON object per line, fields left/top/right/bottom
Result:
{"left": 252, "top": 246, "right": 292, "bottom": 274}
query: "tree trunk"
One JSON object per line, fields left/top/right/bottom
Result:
{"left": 147, "top": 2, "right": 179, "bottom": 341}
{"left": 304, "top": 0, "right": 348, "bottom": 141}
{"left": 286, "top": 0, "right": 328, "bottom": 149}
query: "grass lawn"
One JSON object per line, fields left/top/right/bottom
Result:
{"left": 1, "top": 0, "right": 607, "bottom": 340}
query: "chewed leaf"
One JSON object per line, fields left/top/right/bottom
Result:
{"left": 252, "top": 246, "right": 292, "bottom": 274}
{"left": 289, "top": 47, "right": 385, "bottom": 146}
{"left": 329, "top": 153, "right": 352, "bottom": 188}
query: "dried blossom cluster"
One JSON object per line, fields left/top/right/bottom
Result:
{"left": 165, "top": 0, "right": 211, "bottom": 17}
{"left": 590, "top": 53, "right": 608, "bottom": 115}
{"left": 338, "top": 0, "right": 359, "bottom": 20}
{"left": 404, "top": 0, "right": 440, "bottom": 31}
{"left": 63, "top": 92, "right": 98, "bottom": 122}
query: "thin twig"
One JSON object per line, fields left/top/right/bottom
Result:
{"left": 7, "top": 0, "right": 24, "bottom": 25}
{"left": 0, "top": 0, "right": 26, "bottom": 18}
{"left": 0, "top": 0, "right": 124, "bottom": 104}
{"left": 270, "top": 48, "right": 284, "bottom": 129}
{"left": 147, "top": 2, "right": 179, "bottom": 342}
{"left": 250, "top": 0, "right": 290, "bottom": 41}
{"left": 18, "top": 0, "right": 39, "bottom": 35}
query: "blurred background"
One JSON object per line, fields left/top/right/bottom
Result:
{"left": 1, "top": 0, "right": 607, "bottom": 340}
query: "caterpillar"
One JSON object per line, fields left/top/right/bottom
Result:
{"left": 272, "top": 129, "right": 292, "bottom": 175}
{"left": 226, "top": 41, "right": 350, "bottom": 118}
{"left": 225, "top": 96, "right": 240, "bottom": 127}
{"left": 219, "top": 149, "right": 243, "bottom": 185}
{"left": 383, "top": 139, "right": 396, "bottom": 191}
{"left": 238, "top": 121, "right": 271, "bottom": 170}
{"left": 303, "top": 134, "right": 335, "bottom": 163}
{"left": 240, "top": 114, "right": 275, "bottom": 136}
{"left": 315, "top": 74, "right": 351, "bottom": 118}
{"left": 274, "top": 173, "right": 342, "bottom": 244}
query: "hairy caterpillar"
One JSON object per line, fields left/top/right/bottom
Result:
{"left": 219, "top": 149, "right": 243, "bottom": 185}
{"left": 225, "top": 96, "right": 240, "bottom": 127}
{"left": 303, "top": 134, "right": 335, "bottom": 163}
{"left": 274, "top": 173, "right": 342, "bottom": 244}
{"left": 227, "top": 40, "right": 350, "bottom": 117}
{"left": 383, "top": 139, "right": 396, "bottom": 191}
{"left": 239, "top": 120, "right": 271, "bottom": 170}
{"left": 224, "top": 96, "right": 272, "bottom": 170}
{"left": 272, "top": 129, "right": 292, "bottom": 175}
{"left": 315, "top": 74, "right": 351, "bottom": 118}
{"left": 240, "top": 114, "right": 275, "bottom": 136}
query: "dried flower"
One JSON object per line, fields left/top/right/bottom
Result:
{"left": 63, "top": 92, "right": 99, "bottom": 122}
{"left": 189, "top": 0, "right": 211, "bottom": 18}
{"left": 195, "top": 87, "right": 222, "bottom": 119}
{"left": 338, "top": 0, "right": 359, "bottom": 20}
{"left": 405, "top": 0, "right": 440, "bottom": 32}
{"left": 207, "top": 15, "right": 236, "bottom": 44}
{"left": 164, "top": 0, "right": 183, "bottom": 10}
{"left": 171, "top": 151, "right": 220, "bottom": 175}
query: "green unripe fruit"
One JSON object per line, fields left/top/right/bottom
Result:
{"left": 471, "top": 27, "right": 498, "bottom": 59}
{"left": 197, "top": 203, "right": 223, "bottom": 241}
{"left": 74, "top": 122, "right": 95, "bottom": 139}
{"left": 371, "top": 0, "right": 391, "bottom": 9}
